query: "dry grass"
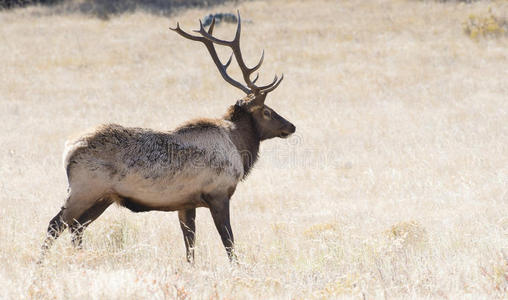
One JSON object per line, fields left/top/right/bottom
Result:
{"left": 1, "top": 0, "right": 508, "bottom": 298}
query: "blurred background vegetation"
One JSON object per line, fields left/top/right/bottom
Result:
{"left": 0, "top": 0, "right": 242, "bottom": 17}
{"left": 2, "top": 0, "right": 506, "bottom": 39}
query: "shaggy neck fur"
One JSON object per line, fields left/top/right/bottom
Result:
{"left": 224, "top": 104, "right": 260, "bottom": 178}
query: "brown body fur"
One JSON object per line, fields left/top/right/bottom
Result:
{"left": 42, "top": 100, "right": 294, "bottom": 262}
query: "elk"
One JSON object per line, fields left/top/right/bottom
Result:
{"left": 41, "top": 12, "right": 295, "bottom": 262}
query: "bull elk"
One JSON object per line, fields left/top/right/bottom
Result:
{"left": 41, "top": 12, "right": 295, "bottom": 262}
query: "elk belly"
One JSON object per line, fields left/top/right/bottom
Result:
{"left": 112, "top": 167, "right": 238, "bottom": 212}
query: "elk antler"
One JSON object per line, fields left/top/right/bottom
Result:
{"left": 171, "top": 11, "right": 283, "bottom": 96}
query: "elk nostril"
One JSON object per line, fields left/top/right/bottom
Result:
{"left": 289, "top": 124, "right": 296, "bottom": 133}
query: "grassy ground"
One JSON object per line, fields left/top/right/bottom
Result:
{"left": 1, "top": 0, "right": 507, "bottom": 298}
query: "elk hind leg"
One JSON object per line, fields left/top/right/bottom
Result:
{"left": 70, "top": 198, "right": 113, "bottom": 249}
{"left": 42, "top": 208, "right": 68, "bottom": 252}
{"left": 59, "top": 184, "right": 109, "bottom": 248}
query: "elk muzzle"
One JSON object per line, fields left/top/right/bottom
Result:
{"left": 279, "top": 123, "right": 296, "bottom": 138}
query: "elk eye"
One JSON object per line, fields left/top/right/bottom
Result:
{"left": 263, "top": 110, "right": 271, "bottom": 118}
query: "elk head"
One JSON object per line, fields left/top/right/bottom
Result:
{"left": 171, "top": 11, "right": 296, "bottom": 140}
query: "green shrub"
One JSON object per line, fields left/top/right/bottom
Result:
{"left": 463, "top": 8, "right": 508, "bottom": 40}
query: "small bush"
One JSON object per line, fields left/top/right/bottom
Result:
{"left": 303, "top": 222, "right": 339, "bottom": 239}
{"left": 463, "top": 8, "right": 508, "bottom": 40}
{"left": 385, "top": 220, "right": 428, "bottom": 250}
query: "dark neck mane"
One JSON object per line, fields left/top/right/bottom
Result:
{"left": 223, "top": 104, "right": 260, "bottom": 178}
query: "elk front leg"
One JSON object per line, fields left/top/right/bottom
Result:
{"left": 207, "top": 197, "right": 236, "bottom": 262}
{"left": 178, "top": 208, "right": 196, "bottom": 263}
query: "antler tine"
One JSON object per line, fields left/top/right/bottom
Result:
{"left": 260, "top": 74, "right": 284, "bottom": 94}
{"left": 195, "top": 19, "right": 233, "bottom": 46}
{"left": 252, "top": 73, "right": 259, "bottom": 84}
{"left": 170, "top": 22, "right": 203, "bottom": 41}
{"left": 207, "top": 17, "right": 235, "bottom": 71}
{"left": 224, "top": 53, "right": 233, "bottom": 69}
{"left": 256, "top": 75, "right": 278, "bottom": 90}
{"left": 250, "top": 50, "right": 264, "bottom": 73}
{"left": 208, "top": 17, "right": 216, "bottom": 34}
{"left": 171, "top": 19, "right": 251, "bottom": 94}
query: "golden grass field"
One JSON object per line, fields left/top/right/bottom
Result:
{"left": 1, "top": 0, "right": 508, "bottom": 298}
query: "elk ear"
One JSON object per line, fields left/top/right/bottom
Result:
{"left": 236, "top": 94, "right": 259, "bottom": 108}
{"left": 236, "top": 93, "right": 265, "bottom": 112}
{"left": 236, "top": 99, "right": 249, "bottom": 107}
